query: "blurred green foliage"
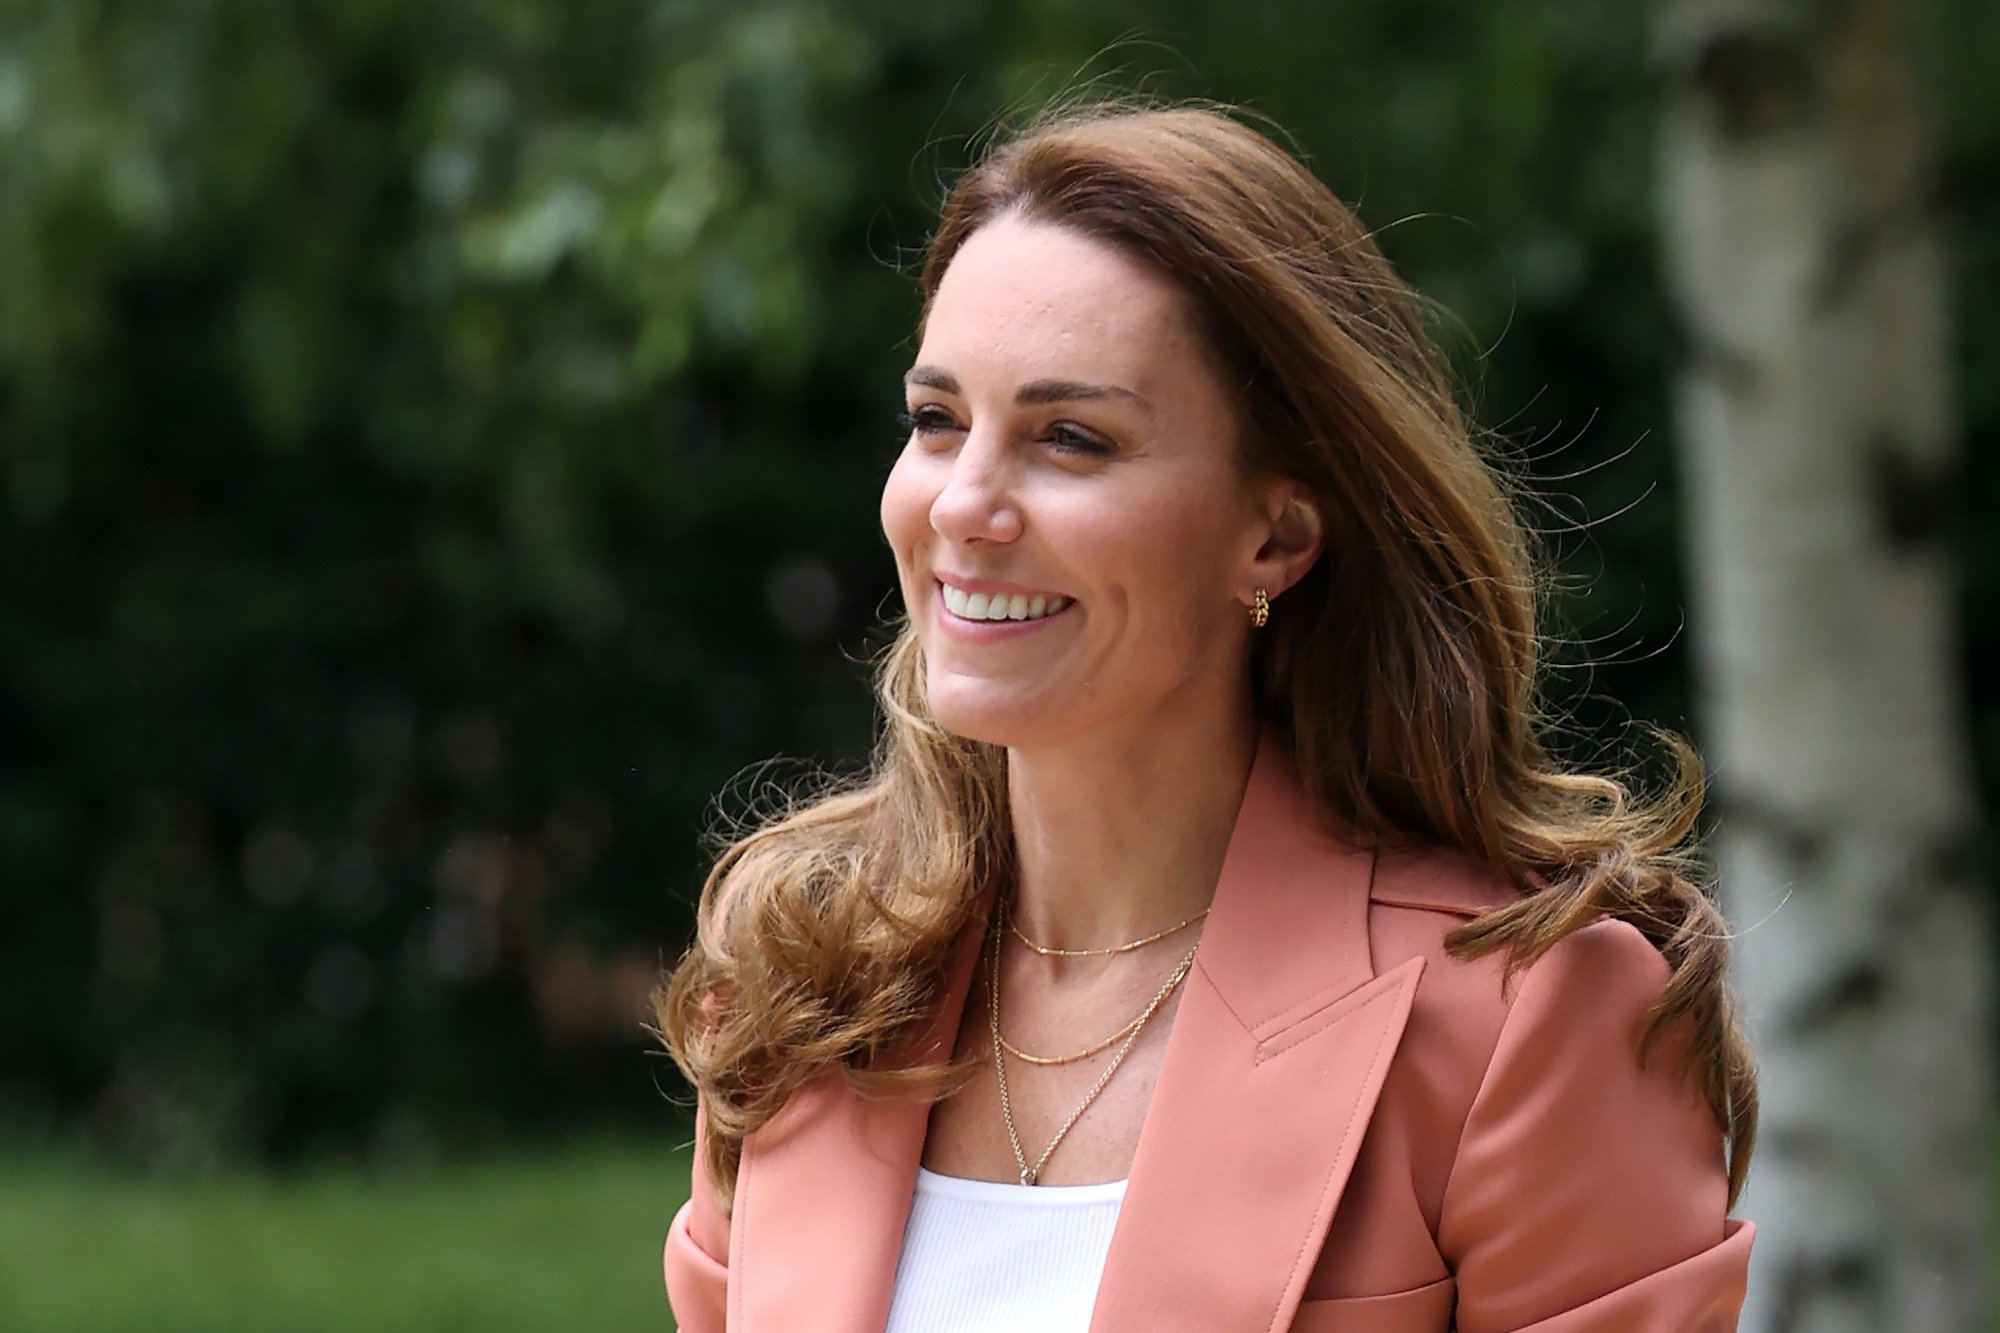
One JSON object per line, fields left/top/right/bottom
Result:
{"left": 2, "top": 0, "right": 1995, "bottom": 1166}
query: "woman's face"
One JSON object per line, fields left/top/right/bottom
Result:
{"left": 880, "top": 213, "right": 1306, "bottom": 752}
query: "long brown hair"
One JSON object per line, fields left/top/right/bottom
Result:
{"left": 655, "top": 97, "right": 1756, "bottom": 1211}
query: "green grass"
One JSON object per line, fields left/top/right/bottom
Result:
{"left": 0, "top": 1136, "right": 692, "bottom": 1331}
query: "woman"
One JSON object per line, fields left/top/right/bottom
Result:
{"left": 656, "top": 99, "right": 1756, "bottom": 1332}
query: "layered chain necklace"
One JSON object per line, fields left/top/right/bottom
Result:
{"left": 987, "top": 897, "right": 1203, "bottom": 1186}
{"left": 1008, "top": 905, "right": 1208, "bottom": 959}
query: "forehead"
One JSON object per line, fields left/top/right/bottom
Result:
{"left": 917, "top": 214, "right": 1213, "bottom": 397}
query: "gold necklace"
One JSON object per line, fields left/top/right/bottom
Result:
{"left": 994, "top": 899, "right": 1200, "bottom": 1065}
{"left": 997, "top": 1012, "right": 1146, "bottom": 1067}
{"left": 1007, "top": 905, "right": 1210, "bottom": 958}
{"left": 988, "top": 900, "right": 1200, "bottom": 1185}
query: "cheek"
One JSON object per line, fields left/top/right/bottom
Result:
{"left": 1091, "top": 491, "right": 1244, "bottom": 607}
{"left": 878, "top": 450, "right": 933, "bottom": 567}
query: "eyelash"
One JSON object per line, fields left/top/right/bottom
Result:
{"left": 895, "top": 407, "right": 1113, "bottom": 457}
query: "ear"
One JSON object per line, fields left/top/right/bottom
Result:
{"left": 1241, "top": 479, "right": 1324, "bottom": 608}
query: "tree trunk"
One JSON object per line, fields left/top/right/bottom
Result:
{"left": 1657, "top": 0, "right": 1989, "bottom": 1328}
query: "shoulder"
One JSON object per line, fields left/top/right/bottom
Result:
{"left": 1362, "top": 838, "right": 1680, "bottom": 1132}
{"left": 1366, "top": 838, "right": 1670, "bottom": 1003}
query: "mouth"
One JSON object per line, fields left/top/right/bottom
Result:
{"left": 936, "top": 579, "right": 1074, "bottom": 624}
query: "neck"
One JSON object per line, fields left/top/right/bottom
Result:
{"left": 1004, "top": 700, "right": 1260, "bottom": 955}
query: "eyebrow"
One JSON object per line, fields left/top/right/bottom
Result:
{"left": 903, "top": 365, "right": 1154, "bottom": 418}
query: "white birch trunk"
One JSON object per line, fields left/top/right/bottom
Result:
{"left": 1657, "top": 0, "right": 1989, "bottom": 1328}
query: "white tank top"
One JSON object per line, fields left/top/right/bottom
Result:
{"left": 883, "top": 1167, "right": 1127, "bottom": 1332}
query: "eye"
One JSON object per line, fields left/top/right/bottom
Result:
{"left": 1044, "top": 421, "right": 1115, "bottom": 457}
{"left": 896, "top": 405, "right": 961, "bottom": 438}
{"left": 895, "top": 405, "right": 1114, "bottom": 458}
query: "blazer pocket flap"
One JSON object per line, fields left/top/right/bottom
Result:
{"left": 1290, "top": 1275, "right": 1456, "bottom": 1331}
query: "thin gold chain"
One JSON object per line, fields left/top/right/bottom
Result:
{"left": 997, "top": 1011, "right": 1145, "bottom": 1067}
{"left": 988, "top": 900, "right": 1200, "bottom": 1185}
{"left": 1007, "top": 906, "right": 1210, "bottom": 958}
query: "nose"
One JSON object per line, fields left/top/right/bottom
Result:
{"left": 929, "top": 429, "right": 1023, "bottom": 546}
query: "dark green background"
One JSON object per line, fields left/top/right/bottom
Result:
{"left": 3, "top": 0, "right": 1995, "bottom": 1170}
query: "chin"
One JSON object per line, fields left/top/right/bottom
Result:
{"left": 924, "top": 679, "right": 1078, "bottom": 752}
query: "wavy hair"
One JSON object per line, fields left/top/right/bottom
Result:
{"left": 655, "top": 98, "right": 1756, "bottom": 1211}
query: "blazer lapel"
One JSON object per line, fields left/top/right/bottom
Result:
{"left": 728, "top": 733, "right": 1420, "bottom": 1333}
{"left": 1089, "top": 735, "right": 1425, "bottom": 1333}
{"left": 728, "top": 901, "right": 988, "bottom": 1333}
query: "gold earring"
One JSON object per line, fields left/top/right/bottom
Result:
{"left": 1250, "top": 588, "right": 1270, "bottom": 628}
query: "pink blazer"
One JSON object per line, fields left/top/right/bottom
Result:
{"left": 663, "top": 735, "right": 1754, "bottom": 1330}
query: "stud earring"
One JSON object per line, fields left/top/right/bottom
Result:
{"left": 1250, "top": 588, "right": 1270, "bottom": 628}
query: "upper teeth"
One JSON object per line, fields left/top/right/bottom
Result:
{"left": 940, "top": 583, "right": 1071, "bottom": 622}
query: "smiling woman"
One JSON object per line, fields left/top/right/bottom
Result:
{"left": 881, "top": 214, "right": 1312, "bottom": 752}
{"left": 655, "top": 98, "right": 1757, "bottom": 1333}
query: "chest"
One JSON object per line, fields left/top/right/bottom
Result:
{"left": 714, "top": 947, "right": 1445, "bottom": 1333}
{"left": 919, "top": 948, "right": 1193, "bottom": 1187}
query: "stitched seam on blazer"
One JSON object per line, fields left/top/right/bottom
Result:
{"left": 1251, "top": 960, "right": 1420, "bottom": 1064}
{"left": 1193, "top": 956, "right": 1253, "bottom": 1035}
{"left": 1264, "top": 981, "right": 1407, "bottom": 1333}
{"left": 1240, "top": 845, "right": 1380, "bottom": 1036}
{"left": 1368, "top": 890, "right": 1485, "bottom": 920}
{"left": 1295, "top": 1273, "right": 1455, "bottom": 1307}
{"left": 1246, "top": 976, "right": 1356, "bottom": 1042}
